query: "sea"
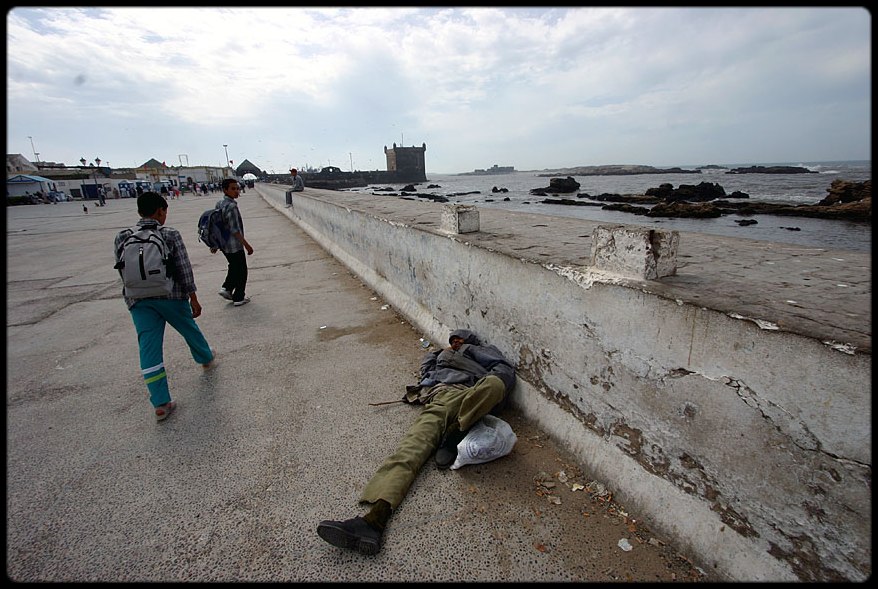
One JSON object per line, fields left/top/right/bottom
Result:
{"left": 345, "top": 160, "right": 871, "bottom": 252}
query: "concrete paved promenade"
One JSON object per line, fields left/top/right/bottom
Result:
{"left": 6, "top": 195, "right": 711, "bottom": 582}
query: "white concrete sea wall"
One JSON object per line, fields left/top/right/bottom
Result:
{"left": 261, "top": 185, "right": 870, "bottom": 582}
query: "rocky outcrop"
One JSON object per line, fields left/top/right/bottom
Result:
{"left": 817, "top": 179, "right": 871, "bottom": 205}
{"left": 537, "top": 165, "right": 700, "bottom": 176}
{"left": 543, "top": 179, "right": 871, "bottom": 222}
{"left": 529, "top": 176, "right": 581, "bottom": 195}
{"left": 584, "top": 193, "right": 661, "bottom": 204}
{"left": 541, "top": 198, "right": 603, "bottom": 207}
{"left": 647, "top": 201, "right": 723, "bottom": 218}
{"left": 644, "top": 181, "right": 745, "bottom": 202}
{"left": 714, "top": 180, "right": 871, "bottom": 220}
{"left": 726, "top": 165, "right": 817, "bottom": 174}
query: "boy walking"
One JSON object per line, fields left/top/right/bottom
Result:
{"left": 113, "top": 192, "right": 215, "bottom": 422}
{"left": 213, "top": 178, "right": 255, "bottom": 306}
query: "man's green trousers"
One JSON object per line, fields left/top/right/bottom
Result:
{"left": 359, "top": 375, "right": 506, "bottom": 509}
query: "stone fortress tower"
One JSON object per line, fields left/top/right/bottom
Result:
{"left": 384, "top": 142, "right": 427, "bottom": 182}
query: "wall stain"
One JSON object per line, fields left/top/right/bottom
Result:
{"left": 768, "top": 535, "right": 850, "bottom": 582}
{"left": 519, "top": 343, "right": 760, "bottom": 541}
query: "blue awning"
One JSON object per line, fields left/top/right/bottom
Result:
{"left": 7, "top": 174, "right": 52, "bottom": 183}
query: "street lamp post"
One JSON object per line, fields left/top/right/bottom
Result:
{"left": 223, "top": 144, "right": 230, "bottom": 170}
{"left": 80, "top": 157, "right": 104, "bottom": 206}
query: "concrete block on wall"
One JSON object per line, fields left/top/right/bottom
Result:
{"left": 441, "top": 204, "right": 480, "bottom": 234}
{"left": 590, "top": 225, "right": 679, "bottom": 279}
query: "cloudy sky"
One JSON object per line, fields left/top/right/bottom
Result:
{"left": 6, "top": 7, "right": 871, "bottom": 174}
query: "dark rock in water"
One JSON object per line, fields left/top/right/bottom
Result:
{"left": 710, "top": 180, "right": 870, "bottom": 221}
{"left": 578, "top": 178, "right": 869, "bottom": 221}
{"left": 647, "top": 201, "right": 723, "bottom": 218}
{"left": 782, "top": 226, "right": 802, "bottom": 231}
{"left": 402, "top": 184, "right": 417, "bottom": 192}
{"left": 585, "top": 192, "right": 662, "bottom": 204}
{"left": 530, "top": 176, "right": 580, "bottom": 195}
{"left": 816, "top": 179, "right": 871, "bottom": 206}
{"left": 600, "top": 203, "right": 650, "bottom": 215}
{"left": 427, "top": 184, "right": 441, "bottom": 189}
{"left": 503, "top": 196, "right": 510, "bottom": 201}
{"left": 726, "top": 165, "right": 817, "bottom": 174}
{"left": 413, "top": 193, "right": 448, "bottom": 203}
{"left": 447, "top": 191, "right": 481, "bottom": 197}
{"left": 735, "top": 219, "right": 758, "bottom": 226}
{"left": 491, "top": 186, "right": 509, "bottom": 193}
{"left": 541, "top": 197, "right": 602, "bottom": 207}
{"left": 715, "top": 199, "right": 871, "bottom": 220}
{"left": 645, "top": 181, "right": 728, "bottom": 202}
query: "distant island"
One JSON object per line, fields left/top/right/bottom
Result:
{"left": 536, "top": 164, "right": 700, "bottom": 177}
{"left": 458, "top": 165, "right": 516, "bottom": 176}
{"left": 533, "top": 164, "right": 819, "bottom": 176}
{"left": 725, "top": 165, "right": 818, "bottom": 175}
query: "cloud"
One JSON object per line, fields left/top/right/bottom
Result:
{"left": 6, "top": 7, "right": 870, "bottom": 173}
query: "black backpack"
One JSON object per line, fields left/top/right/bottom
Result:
{"left": 197, "top": 206, "right": 230, "bottom": 249}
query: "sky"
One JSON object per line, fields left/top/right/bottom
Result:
{"left": 6, "top": 6, "right": 871, "bottom": 175}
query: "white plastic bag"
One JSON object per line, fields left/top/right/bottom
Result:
{"left": 450, "top": 414, "right": 517, "bottom": 470}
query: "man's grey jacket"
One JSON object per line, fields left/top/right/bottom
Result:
{"left": 405, "top": 329, "right": 516, "bottom": 412}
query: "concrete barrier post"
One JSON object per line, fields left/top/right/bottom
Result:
{"left": 590, "top": 225, "right": 679, "bottom": 279}
{"left": 441, "top": 204, "right": 480, "bottom": 234}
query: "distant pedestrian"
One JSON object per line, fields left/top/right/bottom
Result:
{"left": 214, "top": 178, "right": 254, "bottom": 307}
{"left": 113, "top": 191, "right": 216, "bottom": 422}
{"left": 290, "top": 168, "right": 305, "bottom": 191}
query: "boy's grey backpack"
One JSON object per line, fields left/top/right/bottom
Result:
{"left": 114, "top": 226, "right": 174, "bottom": 299}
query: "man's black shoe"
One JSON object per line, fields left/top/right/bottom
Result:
{"left": 317, "top": 516, "right": 382, "bottom": 555}
{"left": 435, "top": 425, "right": 468, "bottom": 470}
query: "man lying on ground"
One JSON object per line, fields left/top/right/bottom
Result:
{"left": 317, "top": 329, "right": 516, "bottom": 555}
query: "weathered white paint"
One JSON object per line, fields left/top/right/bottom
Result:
{"left": 259, "top": 185, "right": 871, "bottom": 582}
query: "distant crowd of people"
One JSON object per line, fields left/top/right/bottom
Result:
{"left": 12, "top": 179, "right": 246, "bottom": 207}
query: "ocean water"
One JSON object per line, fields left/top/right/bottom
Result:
{"left": 346, "top": 160, "right": 871, "bottom": 252}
